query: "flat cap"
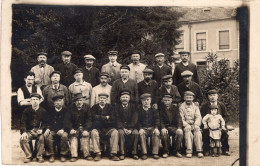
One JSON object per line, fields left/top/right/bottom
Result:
{"left": 73, "top": 68, "right": 83, "bottom": 75}
{"left": 120, "top": 65, "right": 130, "bottom": 71}
{"left": 52, "top": 94, "right": 64, "bottom": 101}
{"left": 162, "top": 75, "right": 172, "bottom": 81}
{"left": 100, "top": 72, "right": 110, "bottom": 78}
{"left": 208, "top": 89, "right": 218, "bottom": 95}
{"left": 131, "top": 49, "right": 141, "bottom": 55}
{"left": 155, "top": 53, "right": 165, "bottom": 57}
{"left": 184, "top": 91, "right": 195, "bottom": 97}
{"left": 50, "top": 71, "right": 61, "bottom": 78}
{"left": 37, "top": 52, "right": 47, "bottom": 56}
{"left": 72, "top": 93, "right": 86, "bottom": 102}
{"left": 143, "top": 68, "right": 154, "bottom": 73}
{"left": 140, "top": 93, "right": 151, "bottom": 99}
{"left": 120, "top": 89, "right": 131, "bottom": 96}
{"left": 61, "top": 51, "right": 72, "bottom": 56}
{"left": 181, "top": 70, "right": 193, "bottom": 77}
{"left": 30, "top": 93, "right": 42, "bottom": 99}
{"left": 84, "top": 54, "right": 96, "bottom": 60}
{"left": 179, "top": 51, "right": 190, "bottom": 55}
{"left": 162, "top": 93, "right": 173, "bottom": 98}
{"left": 98, "top": 93, "right": 109, "bottom": 97}
{"left": 108, "top": 50, "right": 119, "bottom": 56}
{"left": 209, "top": 104, "right": 218, "bottom": 109}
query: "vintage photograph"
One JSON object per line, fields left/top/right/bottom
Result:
{"left": 7, "top": 4, "right": 242, "bottom": 165}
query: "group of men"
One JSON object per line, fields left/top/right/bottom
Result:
{"left": 17, "top": 49, "right": 230, "bottom": 163}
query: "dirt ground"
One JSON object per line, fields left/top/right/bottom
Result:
{"left": 10, "top": 128, "right": 240, "bottom": 166}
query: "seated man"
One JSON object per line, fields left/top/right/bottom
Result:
{"left": 64, "top": 93, "right": 92, "bottom": 162}
{"left": 20, "top": 93, "right": 48, "bottom": 163}
{"left": 91, "top": 93, "right": 119, "bottom": 161}
{"left": 138, "top": 93, "right": 160, "bottom": 160}
{"left": 159, "top": 94, "right": 183, "bottom": 158}
{"left": 44, "top": 95, "right": 69, "bottom": 162}
{"left": 179, "top": 91, "right": 204, "bottom": 158}
{"left": 115, "top": 90, "right": 139, "bottom": 160}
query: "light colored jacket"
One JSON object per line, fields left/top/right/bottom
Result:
{"left": 90, "top": 84, "right": 112, "bottom": 107}
{"left": 179, "top": 102, "right": 202, "bottom": 127}
{"left": 128, "top": 63, "right": 146, "bottom": 83}
{"left": 31, "top": 64, "right": 54, "bottom": 87}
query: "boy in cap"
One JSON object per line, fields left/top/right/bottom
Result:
{"left": 150, "top": 52, "right": 172, "bottom": 87}
{"left": 115, "top": 90, "right": 139, "bottom": 160}
{"left": 20, "top": 93, "right": 48, "bottom": 163}
{"left": 91, "top": 93, "right": 119, "bottom": 161}
{"left": 64, "top": 93, "right": 93, "bottom": 162}
{"left": 91, "top": 72, "right": 112, "bottom": 107}
{"left": 69, "top": 68, "right": 92, "bottom": 106}
{"left": 179, "top": 91, "right": 203, "bottom": 158}
{"left": 55, "top": 51, "right": 78, "bottom": 87}
{"left": 202, "top": 105, "right": 226, "bottom": 157}
{"left": 82, "top": 54, "right": 100, "bottom": 87}
{"left": 159, "top": 94, "right": 183, "bottom": 158}
{"left": 173, "top": 51, "right": 199, "bottom": 85}
{"left": 101, "top": 50, "right": 122, "bottom": 84}
{"left": 42, "top": 71, "right": 70, "bottom": 109}
{"left": 138, "top": 93, "right": 160, "bottom": 160}
{"left": 44, "top": 95, "right": 69, "bottom": 162}
{"left": 31, "top": 52, "right": 54, "bottom": 88}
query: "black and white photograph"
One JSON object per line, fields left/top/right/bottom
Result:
{"left": 1, "top": 0, "right": 252, "bottom": 165}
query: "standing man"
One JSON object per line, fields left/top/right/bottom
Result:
{"left": 55, "top": 51, "right": 78, "bottom": 87}
{"left": 128, "top": 50, "right": 146, "bottom": 83}
{"left": 111, "top": 65, "right": 138, "bottom": 105}
{"left": 64, "top": 93, "right": 93, "bottom": 162}
{"left": 91, "top": 72, "right": 112, "bottom": 107}
{"left": 82, "top": 54, "right": 100, "bottom": 87}
{"left": 151, "top": 53, "right": 172, "bottom": 87}
{"left": 31, "top": 52, "right": 54, "bottom": 88}
{"left": 166, "top": 51, "right": 182, "bottom": 75}
{"left": 173, "top": 51, "right": 199, "bottom": 85}
{"left": 200, "top": 89, "right": 230, "bottom": 156}
{"left": 101, "top": 50, "right": 122, "bottom": 84}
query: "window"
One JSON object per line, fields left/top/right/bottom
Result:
{"left": 196, "top": 32, "right": 206, "bottom": 51}
{"left": 176, "top": 33, "right": 184, "bottom": 49}
{"left": 219, "top": 30, "right": 230, "bottom": 49}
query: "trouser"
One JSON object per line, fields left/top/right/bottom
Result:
{"left": 91, "top": 128, "right": 119, "bottom": 155}
{"left": 139, "top": 127, "right": 160, "bottom": 155}
{"left": 203, "top": 129, "right": 229, "bottom": 153}
{"left": 184, "top": 129, "right": 203, "bottom": 154}
{"left": 118, "top": 129, "right": 139, "bottom": 155}
{"left": 161, "top": 127, "right": 183, "bottom": 154}
{"left": 69, "top": 131, "right": 90, "bottom": 158}
{"left": 45, "top": 131, "right": 69, "bottom": 156}
{"left": 20, "top": 130, "right": 45, "bottom": 159}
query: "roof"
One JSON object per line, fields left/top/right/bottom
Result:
{"left": 174, "top": 7, "right": 237, "bottom": 23}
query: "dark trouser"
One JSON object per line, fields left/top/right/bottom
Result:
{"left": 118, "top": 129, "right": 139, "bottom": 155}
{"left": 161, "top": 127, "right": 183, "bottom": 154}
{"left": 139, "top": 127, "right": 160, "bottom": 155}
{"left": 203, "top": 129, "right": 229, "bottom": 153}
{"left": 45, "top": 131, "right": 69, "bottom": 156}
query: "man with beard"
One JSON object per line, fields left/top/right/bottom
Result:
{"left": 42, "top": 71, "right": 70, "bottom": 109}
{"left": 150, "top": 53, "right": 172, "bottom": 87}
{"left": 91, "top": 72, "right": 112, "bottom": 107}
{"left": 91, "top": 93, "right": 120, "bottom": 161}
{"left": 64, "top": 93, "right": 93, "bottom": 162}
{"left": 69, "top": 68, "right": 92, "bottom": 106}
{"left": 179, "top": 91, "right": 203, "bottom": 158}
{"left": 55, "top": 51, "right": 78, "bottom": 87}
{"left": 177, "top": 70, "right": 203, "bottom": 106}
{"left": 137, "top": 68, "right": 159, "bottom": 109}
{"left": 44, "top": 95, "right": 69, "bottom": 162}
{"left": 111, "top": 65, "right": 138, "bottom": 105}
{"left": 101, "top": 50, "right": 122, "bottom": 84}
{"left": 200, "top": 89, "right": 230, "bottom": 156}
{"left": 128, "top": 50, "right": 146, "bottom": 83}
{"left": 173, "top": 51, "right": 199, "bottom": 85}
{"left": 82, "top": 54, "right": 100, "bottom": 87}
{"left": 115, "top": 90, "right": 139, "bottom": 160}
{"left": 31, "top": 52, "right": 54, "bottom": 88}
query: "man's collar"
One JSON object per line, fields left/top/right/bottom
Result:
{"left": 122, "top": 104, "right": 129, "bottom": 108}
{"left": 39, "top": 64, "right": 46, "bottom": 68}
{"left": 142, "top": 105, "right": 151, "bottom": 110}
{"left": 210, "top": 101, "right": 218, "bottom": 105}
{"left": 144, "top": 80, "right": 152, "bottom": 86}
{"left": 85, "top": 66, "right": 93, "bottom": 70}
{"left": 32, "top": 106, "right": 39, "bottom": 112}
{"left": 110, "top": 61, "right": 118, "bottom": 67}
{"left": 74, "top": 81, "right": 85, "bottom": 86}
{"left": 182, "top": 61, "right": 189, "bottom": 66}
{"left": 158, "top": 64, "right": 164, "bottom": 68}
{"left": 122, "top": 78, "right": 129, "bottom": 83}
{"left": 99, "top": 104, "right": 106, "bottom": 109}
{"left": 52, "top": 83, "right": 60, "bottom": 89}
{"left": 55, "top": 107, "right": 62, "bottom": 112}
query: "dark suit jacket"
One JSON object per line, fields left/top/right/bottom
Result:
{"left": 173, "top": 62, "right": 199, "bottom": 85}
{"left": 150, "top": 64, "right": 172, "bottom": 87}
{"left": 159, "top": 104, "right": 183, "bottom": 129}
{"left": 138, "top": 106, "right": 160, "bottom": 129}
{"left": 158, "top": 85, "right": 181, "bottom": 104}
{"left": 115, "top": 103, "right": 138, "bottom": 130}
{"left": 46, "top": 106, "right": 67, "bottom": 132}
{"left": 177, "top": 81, "right": 203, "bottom": 104}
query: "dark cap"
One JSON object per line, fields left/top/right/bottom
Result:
{"left": 209, "top": 104, "right": 218, "bottom": 109}
{"left": 100, "top": 72, "right": 110, "bottom": 78}
{"left": 108, "top": 50, "right": 119, "bottom": 56}
{"left": 120, "top": 89, "right": 131, "bottom": 96}
{"left": 140, "top": 93, "right": 151, "bottom": 99}
{"left": 184, "top": 91, "right": 195, "bottom": 97}
{"left": 162, "top": 93, "right": 173, "bottom": 98}
{"left": 143, "top": 68, "right": 154, "bottom": 74}
{"left": 120, "top": 65, "right": 130, "bottom": 71}
{"left": 179, "top": 51, "right": 190, "bottom": 55}
{"left": 37, "top": 52, "right": 47, "bottom": 56}
{"left": 73, "top": 68, "right": 83, "bottom": 75}
{"left": 131, "top": 49, "right": 141, "bottom": 55}
{"left": 61, "top": 51, "right": 72, "bottom": 56}
{"left": 72, "top": 93, "right": 86, "bottom": 102}
{"left": 50, "top": 71, "right": 61, "bottom": 78}
{"left": 162, "top": 75, "right": 172, "bottom": 81}
{"left": 208, "top": 89, "right": 218, "bottom": 95}
{"left": 52, "top": 95, "right": 64, "bottom": 101}
{"left": 181, "top": 70, "right": 193, "bottom": 77}
{"left": 98, "top": 93, "right": 109, "bottom": 97}
{"left": 30, "top": 93, "right": 42, "bottom": 99}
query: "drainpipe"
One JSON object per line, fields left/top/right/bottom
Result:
{"left": 188, "top": 23, "right": 192, "bottom": 62}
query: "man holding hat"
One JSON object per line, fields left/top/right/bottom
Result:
{"left": 91, "top": 93, "right": 120, "bottom": 161}
{"left": 159, "top": 94, "right": 183, "bottom": 158}
{"left": 42, "top": 71, "right": 70, "bottom": 109}
{"left": 31, "top": 52, "right": 54, "bottom": 88}
{"left": 69, "top": 68, "right": 92, "bottom": 106}
{"left": 55, "top": 51, "right": 78, "bottom": 87}
{"left": 20, "top": 93, "right": 48, "bottom": 163}
{"left": 64, "top": 93, "right": 93, "bottom": 162}
{"left": 111, "top": 65, "right": 138, "bottom": 105}
{"left": 179, "top": 91, "right": 203, "bottom": 158}
{"left": 173, "top": 51, "right": 199, "bottom": 85}
{"left": 177, "top": 70, "right": 203, "bottom": 105}
{"left": 138, "top": 93, "right": 160, "bottom": 160}
{"left": 151, "top": 53, "right": 172, "bottom": 87}
{"left": 101, "top": 50, "right": 122, "bottom": 84}
{"left": 128, "top": 50, "right": 147, "bottom": 83}
{"left": 82, "top": 54, "right": 100, "bottom": 87}
{"left": 115, "top": 89, "right": 139, "bottom": 160}
{"left": 200, "top": 89, "right": 230, "bottom": 156}
{"left": 44, "top": 95, "right": 69, "bottom": 162}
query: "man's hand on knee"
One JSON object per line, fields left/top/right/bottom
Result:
{"left": 70, "top": 129, "right": 77, "bottom": 135}
{"left": 82, "top": 131, "right": 89, "bottom": 137}
{"left": 44, "top": 129, "right": 50, "bottom": 137}
{"left": 184, "top": 125, "right": 191, "bottom": 132}
{"left": 21, "top": 132, "right": 28, "bottom": 140}
{"left": 139, "top": 129, "right": 145, "bottom": 136}
{"left": 57, "top": 129, "right": 64, "bottom": 136}
{"left": 153, "top": 128, "right": 160, "bottom": 136}
{"left": 161, "top": 128, "right": 168, "bottom": 136}
{"left": 194, "top": 125, "right": 200, "bottom": 131}
{"left": 176, "top": 129, "right": 183, "bottom": 135}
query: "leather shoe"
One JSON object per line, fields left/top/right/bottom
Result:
{"left": 133, "top": 155, "right": 139, "bottom": 160}
{"left": 70, "top": 157, "right": 77, "bottom": 162}
{"left": 60, "top": 155, "right": 66, "bottom": 162}
{"left": 204, "top": 151, "right": 210, "bottom": 156}
{"left": 141, "top": 155, "right": 148, "bottom": 160}
{"left": 85, "top": 156, "right": 94, "bottom": 161}
{"left": 110, "top": 154, "right": 120, "bottom": 161}
{"left": 49, "top": 155, "right": 55, "bottom": 162}
{"left": 223, "top": 151, "right": 231, "bottom": 156}
{"left": 119, "top": 155, "right": 125, "bottom": 160}
{"left": 198, "top": 153, "right": 204, "bottom": 158}
{"left": 176, "top": 152, "right": 182, "bottom": 158}
{"left": 186, "top": 153, "right": 192, "bottom": 158}
{"left": 24, "top": 158, "right": 32, "bottom": 163}
{"left": 94, "top": 154, "right": 101, "bottom": 161}
{"left": 153, "top": 154, "right": 160, "bottom": 159}
{"left": 162, "top": 153, "right": 168, "bottom": 158}
{"left": 37, "top": 158, "right": 44, "bottom": 163}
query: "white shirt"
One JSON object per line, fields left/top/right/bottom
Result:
{"left": 17, "top": 85, "right": 44, "bottom": 105}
